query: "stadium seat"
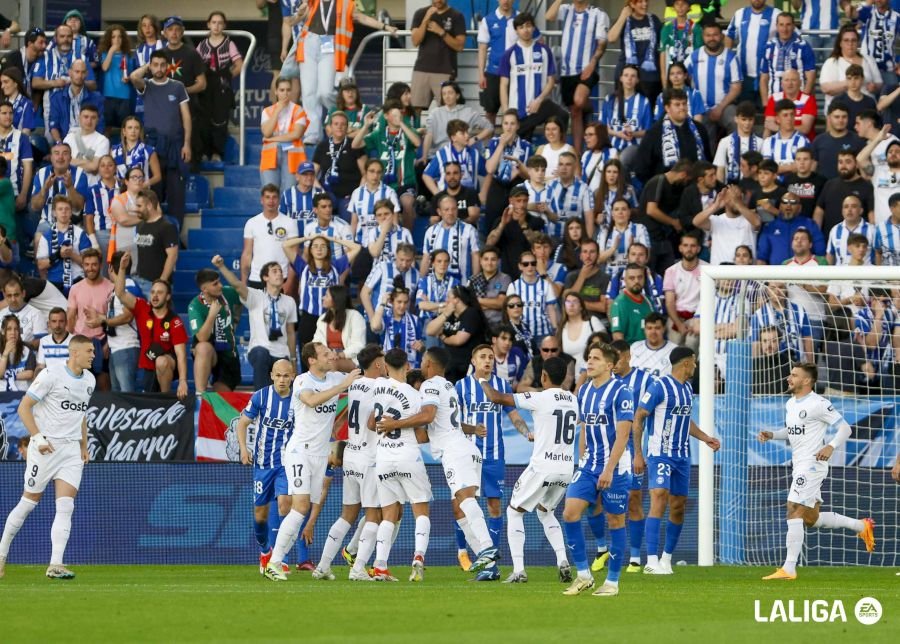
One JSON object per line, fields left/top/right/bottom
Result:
{"left": 185, "top": 174, "right": 211, "bottom": 212}
{"left": 187, "top": 227, "right": 244, "bottom": 252}
{"left": 177, "top": 250, "right": 240, "bottom": 272}
{"left": 213, "top": 186, "right": 260, "bottom": 211}
{"left": 224, "top": 166, "right": 261, "bottom": 188}
{"left": 412, "top": 215, "right": 430, "bottom": 249}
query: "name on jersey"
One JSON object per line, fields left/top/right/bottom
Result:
{"left": 468, "top": 401, "right": 500, "bottom": 413}
{"left": 315, "top": 403, "right": 337, "bottom": 414}
{"left": 544, "top": 451, "right": 573, "bottom": 463}
{"left": 261, "top": 416, "right": 293, "bottom": 430}
{"left": 554, "top": 392, "right": 575, "bottom": 402}
{"left": 61, "top": 400, "right": 89, "bottom": 412}
{"left": 373, "top": 386, "right": 413, "bottom": 410}
{"left": 378, "top": 470, "right": 412, "bottom": 481}
{"left": 787, "top": 425, "right": 805, "bottom": 435}
{"left": 670, "top": 405, "right": 692, "bottom": 415}
{"left": 582, "top": 413, "right": 609, "bottom": 425}
{"left": 349, "top": 383, "right": 372, "bottom": 394}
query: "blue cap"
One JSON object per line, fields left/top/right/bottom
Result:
{"left": 163, "top": 16, "right": 184, "bottom": 30}
{"left": 296, "top": 161, "right": 315, "bottom": 174}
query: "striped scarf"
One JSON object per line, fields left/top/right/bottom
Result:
{"left": 661, "top": 116, "right": 705, "bottom": 169}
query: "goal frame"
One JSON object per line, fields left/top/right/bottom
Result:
{"left": 697, "top": 264, "right": 900, "bottom": 566}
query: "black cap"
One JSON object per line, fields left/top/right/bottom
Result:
{"left": 509, "top": 186, "right": 529, "bottom": 199}
{"left": 669, "top": 346, "right": 696, "bottom": 367}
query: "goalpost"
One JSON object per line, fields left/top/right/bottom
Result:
{"left": 698, "top": 264, "right": 900, "bottom": 567}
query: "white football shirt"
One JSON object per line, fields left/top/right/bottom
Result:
{"left": 345, "top": 376, "right": 379, "bottom": 463}
{"left": 26, "top": 363, "right": 96, "bottom": 441}
{"left": 784, "top": 392, "right": 844, "bottom": 466}
{"left": 420, "top": 375, "right": 467, "bottom": 460}
{"left": 513, "top": 388, "right": 579, "bottom": 474}
{"left": 288, "top": 371, "right": 346, "bottom": 456}
{"left": 630, "top": 340, "right": 678, "bottom": 377}
{"left": 374, "top": 377, "right": 422, "bottom": 461}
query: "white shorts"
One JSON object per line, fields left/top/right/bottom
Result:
{"left": 376, "top": 458, "right": 432, "bottom": 506}
{"left": 441, "top": 448, "right": 483, "bottom": 497}
{"left": 342, "top": 456, "right": 379, "bottom": 508}
{"left": 787, "top": 461, "right": 828, "bottom": 508}
{"left": 24, "top": 440, "right": 83, "bottom": 494}
{"left": 283, "top": 449, "right": 328, "bottom": 503}
{"left": 509, "top": 465, "right": 570, "bottom": 512}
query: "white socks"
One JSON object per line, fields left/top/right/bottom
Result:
{"left": 50, "top": 497, "right": 75, "bottom": 566}
{"left": 352, "top": 521, "right": 379, "bottom": 573}
{"left": 460, "top": 497, "right": 492, "bottom": 553}
{"left": 346, "top": 517, "right": 366, "bottom": 555}
{"left": 392, "top": 518, "right": 401, "bottom": 545}
{"left": 646, "top": 554, "right": 659, "bottom": 568}
{"left": 813, "top": 512, "right": 864, "bottom": 533}
{"left": 536, "top": 508, "right": 568, "bottom": 566}
{"left": 506, "top": 507, "right": 526, "bottom": 573}
{"left": 783, "top": 518, "right": 805, "bottom": 575}
{"left": 414, "top": 515, "right": 430, "bottom": 558}
{"left": 317, "top": 517, "right": 351, "bottom": 571}
{"left": 660, "top": 552, "right": 672, "bottom": 568}
{"left": 374, "top": 520, "right": 394, "bottom": 568}
{"left": 271, "top": 510, "right": 305, "bottom": 565}
{"left": 0, "top": 497, "right": 37, "bottom": 558}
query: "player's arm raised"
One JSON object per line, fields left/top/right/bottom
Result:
{"left": 689, "top": 421, "right": 721, "bottom": 451}
{"left": 479, "top": 378, "right": 515, "bottom": 407}
{"left": 299, "top": 370, "right": 361, "bottom": 408}
{"left": 599, "top": 418, "right": 633, "bottom": 489}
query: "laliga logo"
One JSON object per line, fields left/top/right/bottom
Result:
{"left": 754, "top": 597, "right": 882, "bottom": 625}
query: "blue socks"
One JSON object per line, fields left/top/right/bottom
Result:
{"left": 267, "top": 508, "right": 283, "bottom": 550}
{"left": 588, "top": 513, "right": 607, "bottom": 552}
{"left": 488, "top": 516, "right": 503, "bottom": 550}
{"left": 254, "top": 520, "right": 269, "bottom": 552}
{"left": 607, "top": 527, "right": 626, "bottom": 583}
{"left": 629, "top": 518, "right": 645, "bottom": 560}
{"left": 563, "top": 520, "right": 588, "bottom": 573}
{"left": 645, "top": 516, "right": 661, "bottom": 560}
{"left": 295, "top": 514, "right": 311, "bottom": 562}
{"left": 455, "top": 523, "right": 468, "bottom": 550}
{"left": 664, "top": 520, "right": 684, "bottom": 556}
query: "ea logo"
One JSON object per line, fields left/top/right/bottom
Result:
{"left": 854, "top": 597, "right": 882, "bottom": 625}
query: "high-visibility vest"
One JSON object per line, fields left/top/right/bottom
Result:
{"left": 294, "top": 0, "right": 355, "bottom": 72}
{"left": 107, "top": 192, "right": 132, "bottom": 265}
{"left": 260, "top": 103, "right": 308, "bottom": 174}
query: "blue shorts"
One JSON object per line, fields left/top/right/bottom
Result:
{"left": 253, "top": 466, "right": 288, "bottom": 507}
{"left": 481, "top": 458, "right": 505, "bottom": 499}
{"left": 630, "top": 470, "right": 645, "bottom": 492}
{"left": 647, "top": 455, "right": 690, "bottom": 497}
{"left": 566, "top": 468, "right": 629, "bottom": 515}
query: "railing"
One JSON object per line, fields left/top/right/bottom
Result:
{"left": 2, "top": 29, "right": 256, "bottom": 165}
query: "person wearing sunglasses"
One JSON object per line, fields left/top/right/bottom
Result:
{"left": 507, "top": 250, "right": 559, "bottom": 352}
{"left": 516, "top": 334, "right": 575, "bottom": 394}
{"left": 757, "top": 190, "right": 826, "bottom": 265}
{"left": 501, "top": 293, "right": 533, "bottom": 360}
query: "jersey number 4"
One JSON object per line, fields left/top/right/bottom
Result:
{"left": 553, "top": 409, "right": 577, "bottom": 445}
{"left": 348, "top": 400, "right": 361, "bottom": 435}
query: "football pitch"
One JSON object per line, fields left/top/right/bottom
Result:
{"left": 1, "top": 565, "right": 897, "bottom": 642}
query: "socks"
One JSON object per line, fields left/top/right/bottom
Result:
{"left": 663, "top": 520, "right": 684, "bottom": 556}
{"left": 392, "top": 518, "right": 401, "bottom": 546}
{"left": 414, "top": 515, "right": 430, "bottom": 558}
{"left": 629, "top": 518, "right": 645, "bottom": 562}
{"left": 813, "top": 512, "right": 864, "bottom": 533}
{"left": 783, "top": 518, "right": 805, "bottom": 575}
{"left": 645, "top": 516, "right": 661, "bottom": 564}
{"left": 50, "top": 497, "right": 75, "bottom": 566}
{"left": 374, "top": 520, "right": 394, "bottom": 568}
{"left": 294, "top": 514, "right": 312, "bottom": 563}
{"left": 318, "top": 517, "right": 351, "bottom": 570}
{"left": 460, "top": 497, "right": 492, "bottom": 553}
{"left": 536, "top": 508, "right": 568, "bottom": 566}
{"left": 346, "top": 517, "right": 366, "bottom": 556}
{"left": 563, "top": 519, "right": 589, "bottom": 576}
{"left": 488, "top": 516, "right": 503, "bottom": 550}
{"left": 506, "top": 507, "right": 526, "bottom": 573}
{"left": 588, "top": 513, "right": 607, "bottom": 552}
{"left": 0, "top": 497, "right": 37, "bottom": 558}
{"left": 456, "top": 517, "right": 474, "bottom": 553}
{"left": 352, "top": 521, "right": 379, "bottom": 573}
{"left": 606, "top": 526, "right": 626, "bottom": 584}
{"left": 268, "top": 510, "right": 283, "bottom": 550}
{"left": 254, "top": 520, "right": 269, "bottom": 552}
{"left": 271, "top": 509, "right": 304, "bottom": 565}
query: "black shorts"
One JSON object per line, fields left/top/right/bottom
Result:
{"left": 267, "top": 39, "right": 283, "bottom": 71}
{"left": 480, "top": 73, "right": 502, "bottom": 114}
{"left": 212, "top": 351, "right": 243, "bottom": 390}
{"left": 560, "top": 72, "right": 599, "bottom": 107}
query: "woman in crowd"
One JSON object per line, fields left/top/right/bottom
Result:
{"left": 84, "top": 155, "right": 120, "bottom": 263}
{"left": 196, "top": 11, "right": 243, "bottom": 163}
{"left": 348, "top": 159, "right": 401, "bottom": 242}
{"left": 819, "top": 23, "right": 882, "bottom": 110}
{"left": 108, "top": 164, "right": 146, "bottom": 264}
{"left": 0, "top": 68, "right": 35, "bottom": 135}
{"left": 260, "top": 76, "right": 309, "bottom": 193}
{"left": 600, "top": 64, "right": 652, "bottom": 171}
{"left": 422, "top": 81, "right": 493, "bottom": 159}
{"left": 99, "top": 24, "right": 135, "bottom": 130}
{"left": 380, "top": 82, "right": 421, "bottom": 130}
{"left": 59, "top": 9, "right": 98, "bottom": 65}
{"left": 597, "top": 197, "right": 651, "bottom": 276}
{"left": 553, "top": 218, "right": 589, "bottom": 271}
{"left": 558, "top": 292, "right": 607, "bottom": 376}
{"left": 533, "top": 116, "right": 574, "bottom": 179}
{"left": 501, "top": 292, "right": 533, "bottom": 359}
{"left": 595, "top": 159, "right": 638, "bottom": 228}
{"left": 312, "top": 284, "right": 366, "bottom": 372}
{"left": 581, "top": 122, "right": 617, "bottom": 193}
{"left": 372, "top": 286, "right": 424, "bottom": 368}
{"left": 111, "top": 116, "right": 161, "bottom": 188}
{"left": 426, "top": 284, "right": 487, "bottom": 381}
{"left": 417, "top": 249, "right": 459, "bottom": 346}
{"left": 327, "top": 79, "right": 373, "bottom": 138}
{"left": 653, "top": 62, "right": 706, "bottom": 121}
{"left": 0, "top": 315, "right": 35, "bottom": 392}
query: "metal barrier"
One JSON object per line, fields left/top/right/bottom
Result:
{"left": 2, "top": 29, "right": 256, "bottom": 165}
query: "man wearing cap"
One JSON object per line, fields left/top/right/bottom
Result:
{"left": 756, "top": 191, "right": 826, "bottom": 265}
{"left": 242, "top": 184, "right": 299, "bottom": 290}
{"left": 279, "top": 161, "right": 324, "bottom": 226}
{"left": 160, "top": 16, "right": 207, "bottom": 167}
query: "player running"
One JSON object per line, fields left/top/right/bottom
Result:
{"left": 312, "top": 344, "right": 386, "bottom": 581}
{"left": 759, "top": 363, "right": 875, "bottom": 581}
{"left": 264, "top": 342, "right": 360, "bottom": 581}
{"left": 236, "top": 359, "right": 296, "bottom": 576}
{"left": 0, "top": 335, "right": 96, "bottom": 579}
{"left": 371, "top": 348, "right": 432, "bottom": 582}
{"left": 632, "top": 346, "right": 720, "bottom": 575}
{"left": 480, "top": 356, "right": 576, "bottom": 584}
{"left": 562, "top": 343, "right": 633, "bottom": 597}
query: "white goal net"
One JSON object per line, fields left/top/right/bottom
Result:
{"left": 698, "top": 265, "right": 899, "bottom": 567}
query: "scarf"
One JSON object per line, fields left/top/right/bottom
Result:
{"left": 624, "top": 15, "right": 657, "bottom": 72}
{"left": 383, "top": 309, "right": 419, "bottom": 362}
{"left": 384, "top": 129, "right": 403, "bottom": 183}
{"left": 51, "top": 224, "right": 74, "bottom": 290}
{"left": 727, "top": 132, "right": 757, "bottom": 182}
{"left": 668, "top": 18, "right": 695, "bottom": 64}
{"left": 496, "top": 136, "right": 525, "bottom": 183}
{"left": 661, "top": 116, "right": 705, "bottom": 169}
{"left": 326, "top": 136, "right": 346, "bottom": 182}
{"left": 268, "top": 293, "right": 281, "bottom": 335}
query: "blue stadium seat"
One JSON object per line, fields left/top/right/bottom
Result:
{"left": 171, "top": 270, "right": 198, "bottom": 293}
{"left": 412, "top": 215, "right": 430, "bottom": 249}
{"left": 224, "top": 136, "right": 240, "bottom": 165}
{"left": 224, "top": 166, "right": 261, "bottom": 188}
{"left": 185, "top": 174, "right": 211, "bottom": 212}
{"left": 213, "top": 186, "right": 260, "bottom": 211}
{"left": 187, "top": 228, "right": 244, "bottom": 251}
{"left": 177, "top": 250, "right": 240, "bottom": 271}
{"left": 244, "top": 128, "right": 263, "bottom": 146}
{"left": 203, "top": 214, "right": 250, "bottom": 229}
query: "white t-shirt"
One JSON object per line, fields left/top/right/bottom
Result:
{"left": 36, "top": 332, "right": 72, "bottom": 367}
{"left": 288, "top": 371, "right": 345, "bottom": 455}
{"left": 243, "top": 213, "right": 299, "bottom": 281}
{"left": 7, "top": 304, "right": 48, "bottom": 344}
{"left": 26, "top": 363, "right": 96, "bottom": 441}
{"left": 513, "top": 388, "right": 579, "bottom": 474}
{"left": 818, "top": 55, "right": 883, "bottom": 110}
{"left": 374, "top": 377, "right": 422, "bottom": 461}
{"left": 784, "top": 392, "right": 843, "bottom": 467}
{"left": 870, "top": 162, "right": 900, "bottom": 225}
{"left": 662, "top": 260, "right": 707, "bottom": 314}
{"left": 630, "top": 340, "right": 678, "bottom": 377}
{"left": 63, "top": 130, "right": 111, "bottom": 185}
{"left": 562, "top": 316, "right": 606, "bottom": 375}
{"left": 420, "top": 375, "right": 468, "bottom": 460}
{"left": 707, "top": 213, "right": 758, "bottom": 266}
{"left": 345, "top": 376, "right": 379, "bottom": 463}
{"left": 107, "top": 278, "right": 141, "bottom": 352}
{"left": 242, "top": 288, "right": 297, "bottom": 357}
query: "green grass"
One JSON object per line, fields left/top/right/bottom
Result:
{"left": 2, "top": 565, "right": 898, "bottom": 642}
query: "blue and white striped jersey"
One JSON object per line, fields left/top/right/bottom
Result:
{"left": 422, "top": 219, "right": 481, "bottom": 282}
{"left": 486, "top": 135, "right": 532, "bottom": 183}
{"left": 653, "top": 86, "right": 708, "bottom": 120}
{"left": 30, "top": 165, "right": 90, "bottom": 222}
{"left": 761, "top": 132, "right": 810, "bottom": 167}
{"left": 827, "top": 220, "right": 875, "bottom": 265}
{"left": 280, "top": 0, "right": 306, "bottom": 41}
{"left": 523, "top": 179, "right": 551, "bottom": 223}
{"left": 293, "top": 254, "right": 349, "bottom": 316}
{"left": 725, "top": 5, "right": 781, "bottom": 77}
{"left": 111, "top": 142, "right": 156, "bottom": 182}
{"left": 9, "top": 94, "right": 36, "bottom": 133}
{"left": 597, "top": 222, "right": 651, "bottom": 276}
{"left": 640, "top": 375, "right": 694, "bottom": 459}
{"left": 242, "top": 385, "right": 295, "bottom": 469}
{"left": 577, "top": 377, "right": 634, "bottom": 474}
{"left": 581, "top": 148, "right": 617, "bottom": 193}
{"left": 558, "top": 4, "right": 609, "bottom": 76}
{"left": 798, "top": 0, "right": 840, "bottom": 30}
{"left": 497, "top": 41, "right": 558, "bottom": 120}
{"left": 356, "top": 224, "right": 413, "bottom": 266}
{"left": 416, "top": 272, "right": 460, "bottom": 321}
{"left": 84, "top": 181, "right": 115, "bottom": 231}
{"left": 364, "top": 261, "right": 420, "bottom": 311}
{"left": 759, "top": 35, "right": 817, "bottom": 97}
{"left": 303, "top": 218, "right": 353, "bottom": 259}
{"left": 279, "top": 185, "right": 323, "bottom": 225}
{"left": 685, "top": 47, "right": 742, "bottom": 110}
{"left": 874, "top": 219, "right": 900, "bottom": 265}
{"left": 348, "top": 182, "right": 400, "bottom": 224}
{"left": 751, "top": 301, "right": 811, "bottom": 361}
{"left": 423, "top": 143, "right": 480, "bottom": 190}
{"left": 134, "top": 40, "right": 165, "bottom": 67}
{"left": 456, "top": 373, "right": 513, "bottom": 461}
{"left": 507, "top": 277, "right": 558, "bottom": 337}
{"left": 0, "top": 128, "right": 33, "bottom": 196}
{"left": 381, "top": 311, "right": 423, "bottom": 368}
{"left": 618, "top": 367, "right": 655, "bottom": 454}
{"left": 546, "top": 177, "right": 594, "bottom": 227}
{"left": 712, "top": 289, "right": 741, "bottom": 375}
{"left": 713, "top": 133, "right": 764, "bottom": 183}
{"left": 477, "top": 9, "right": 521, "bottom": 76}
{"left": 854, "top": 303, "right": 900, "bottom": 372}
{"left": 858, "top": 5, "right": 900, "bottom": 71}
{"left": 600, "top": 92, "right": 652, "bottom": 151}
{"left": 36, "top": 333, "right": 73, "bottom": 368}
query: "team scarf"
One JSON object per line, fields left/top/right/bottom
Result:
{"left": 624, "top": 15, "right": 657, "bottom": 72}
{"left": 661, "top": 115, "right": 705, "bottom": 169}
{"left": 727, "top": 132, "right": 757, "bottom": 183}
{"left": 383, "top": 308, "right": 419, "bottom": 360}
{"left": 51, "top": 224, "right": 74, "bottom": 289}
{"left": 495, "top": 136, "right": 527, "bottom": 183}
{"left": 668, "top": 18, "right": 695, "bottom": 64}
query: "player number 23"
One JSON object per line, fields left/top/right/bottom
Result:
{"left": 657, "top": 462, "right": 671, "bottom": 477}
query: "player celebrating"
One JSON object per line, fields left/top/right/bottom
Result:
{"left": 371, "top": 348, "right": 431, "bottom": 582}
{"left": 0, "top": 335, "right": 96, "bottom": 579}
{"left": 264, "top": 343, "right": 360, "bottom": 581}
{"left": 456, "top": 344, "right": 532, "bottom": 580}
{"left": 312, "top": 344, "right": 386, "bottom": 581}
{"left": 481, "top": 356, "right": 577, "bottom": 584}
{"left": 759, "top": 363, "right": 875, "bottom": 581}
{"left": 378, "top": 347, "right": 500, "bottom": 576}
{"left": 236, "top": 359, "right": 295, "bottom": 576}
{"left": 632, "top": 346, "right": 720, "bottom": 575}
{"left": 562, "top": 343, "right": 633, "bottom": 597}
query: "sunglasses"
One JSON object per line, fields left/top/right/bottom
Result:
{"left": 506, "top": 302, "right": 524, "bottom": 309}
{"left": 541, "top": 347, "right": 560, "bottom": 354}
{"left": 520, "top": 260, "right": 537, "bottom": 267}
{"left": 781, "top": 199, "right": 799, "bottom": 205}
